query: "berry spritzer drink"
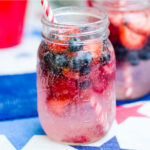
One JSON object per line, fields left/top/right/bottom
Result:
{"left": 37, "top": 7, "right": 116, "bottom": 144}
{"left": 92, "top": 0, "right": 150, "bottom": 100}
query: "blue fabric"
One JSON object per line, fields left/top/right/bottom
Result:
{"left": 0, "top": 73, "right": 37, "bottom": 120}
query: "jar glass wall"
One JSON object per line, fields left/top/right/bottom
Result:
{"left": 37, "top": 7, "right": 116, "bottom": 144}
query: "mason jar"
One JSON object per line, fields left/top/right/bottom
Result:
{"left": 92, "top": 0, "right": 150, "bottom": 100}
{"left": 37, "top": 6, "right": 116, "bottom": 144}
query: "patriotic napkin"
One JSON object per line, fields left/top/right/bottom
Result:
{"left": 0, "top": 101, "right": 150, "bottom": 150}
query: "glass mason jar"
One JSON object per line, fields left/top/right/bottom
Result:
{"left": 37, "top": 7, "right": 116, "bottom": 144}
{"left": 92, "top": 0, "right": 150, "bottom": 100}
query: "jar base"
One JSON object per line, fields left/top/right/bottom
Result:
{"left": 45, "top": 120, "right": 115, "bottom": 146}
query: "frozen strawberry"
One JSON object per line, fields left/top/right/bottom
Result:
{"left": 47, "top": 95, "right": 70, "bottom": 115}
{"left": 119, "top": 26, "right": 147, "bottom": 50}
{"left": 109, "top": 12, "right": 124, "bottom": 27}
{"left": 83, "top": 39, "right": 102, "bottom": 62}
{"left": 49, "top": 41, "right": 68, "bottom": 53}
{"left": 51, "top": 75, "right": 77, "bottom": 97}
{"left": 125, "top": 12, "right": 150, "bottom": 35}
{"left": 62, "top": 68, "right": 79, "bottom": 80}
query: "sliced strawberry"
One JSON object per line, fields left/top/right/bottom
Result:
{"left": 62, "top": 68, "right": 79, "bottom": 80}
{"left": 47, "top": 95, "right": 70, "bottom": 115}
{"left": 125, "top": 11, "right": 150, "bottom": 35}
{"left": 109, "top": 12, "right": 124, "bottom": 27}
{"left": 83, "top": 39, "right": 102, "bottom": 63}
{"left": 119, "top": 26, "right": 147, "bottom": 50}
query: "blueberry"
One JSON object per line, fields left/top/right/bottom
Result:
{"left": 69, "top": 57, "right": 81, "bottom": 71}
{"left": 68, "top": 37, "right": 83, "bottom": 52}
{"left": 44, "top": 52, "right": 54, "bottom": 64}
{"left": 80, "top": 66, "right": 91, "bottom": 76}
{"left": 50, "top": 66, "right": 62, "bottom": 75}
{"left": 138, "top": 50, "right": 149, "bottom": 60}
{"left": 127, "top": 51, "right": 140, "bottom": 66}
{"left": 78, "top": 51, "right": 93, "bottom": 66}
{"left": 54, "top": 54, "right": 68, "bottom": 68}
{"left": 138, "top": 44, "right": 150, "bottom": 60}
{"left": 113, "top": 43, "right": 129, "bottom": 61}
{"left": 43, "top": 52, "right": 65, "bottom": 75}
{"left": 79, "top": 79, "right": 91, "bottom": 90}
{"left": 145, "top": 49, "right": 150, "bottom": 59}
{"left": 115, "top": 47, "right": 128, "bottom": 61}
{"left": 100, "top": 51, "right": 111, "bottom": 65}
{"left": 69, "top": 51, "right": 93, "bottom": 71}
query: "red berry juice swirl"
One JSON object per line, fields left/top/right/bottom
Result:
{"left": 37, "top": 28, "right": 116, "bottom": 144}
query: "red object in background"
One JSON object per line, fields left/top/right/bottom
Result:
{"left": 0, "top": 0, "right": 27, "bottom": 48}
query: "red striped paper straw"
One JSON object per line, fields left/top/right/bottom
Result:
{"left": 41, "top": 0, "right": 55, "bottom": 22}
{"left": 87, "top": 0, "right": 93, "bottom": 7}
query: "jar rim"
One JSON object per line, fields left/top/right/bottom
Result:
{"left": 94, "top": 0, "right": 150, "bottom": 11}
{"left": 41, "top": 6, "right": 109, "bottom": 44}
{"left": 41, "top": 6, "right": 108, "bottom": 29}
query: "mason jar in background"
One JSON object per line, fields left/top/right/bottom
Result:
{"left": 92, "top": 0, "right": 150, "bottom": 100}
{"left": 37, "top": 7, "right": 116, "bottom": 144}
